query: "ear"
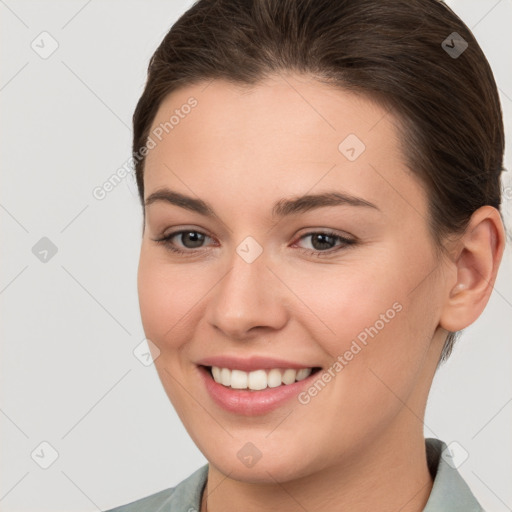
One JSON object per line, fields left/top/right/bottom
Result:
{"left": 439, "top": 206, "right": 506, "bottom": 333}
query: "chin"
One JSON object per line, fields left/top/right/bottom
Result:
{"left": 203, "top": 441, "right": 320, "bottom": 483}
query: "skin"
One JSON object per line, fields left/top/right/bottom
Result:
{"left": 137, "top": 73, "right": 505, "bottom": 512}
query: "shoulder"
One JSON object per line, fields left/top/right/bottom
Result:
{"left": 103, "top": 464, "right": 209, "bottom": 512}
{"left": 103, "top": 486, "right": 178, "bottom": 512}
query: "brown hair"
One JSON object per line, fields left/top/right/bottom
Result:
{"left": 132, "top": 0, "right": 505, "bottom": 362}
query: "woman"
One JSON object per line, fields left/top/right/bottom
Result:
{"left": 106, "top": 0, "right": 506, "bottom": 510}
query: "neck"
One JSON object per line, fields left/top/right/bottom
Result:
{"left": 201, "top": 425, "right": 433, "bottom": 512}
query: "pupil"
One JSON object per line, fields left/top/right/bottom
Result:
{"left": 312, "top": 234, "right": 334, "bottom": 250}
{"left": 183, "top": 232, "right": 204, "bottom": 248}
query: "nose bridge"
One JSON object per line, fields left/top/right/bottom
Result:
{"left": 207, "top": 236, "right": 286, "bottom": 337}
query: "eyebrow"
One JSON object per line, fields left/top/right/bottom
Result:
{"left": 144, "top": 187, "right": 380, "bottom": 218}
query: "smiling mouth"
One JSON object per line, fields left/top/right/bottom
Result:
{"left": 202, "top": 365, "right": 322, "bottom": 391}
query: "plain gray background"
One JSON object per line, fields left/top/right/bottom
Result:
{"left": 1, "top": 1, "right": 511, "bottom": 510}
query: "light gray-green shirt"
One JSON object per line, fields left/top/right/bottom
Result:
{"left": 105, "top": 438, "right": 484, "bottom": 511}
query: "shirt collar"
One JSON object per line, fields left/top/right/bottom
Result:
{"left": 423, "top": 437, "right": 483, "bottom": 511}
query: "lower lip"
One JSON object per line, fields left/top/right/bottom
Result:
{"left": 198, "top": 365, "right": 319, "bottom": 416}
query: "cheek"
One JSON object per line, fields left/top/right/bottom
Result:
{"left": 298, "top": 242, "right": 437, "bottom": 355}
{"left": 137, "top": 247, "right": 206, "bottom": 348}
{"left": 283, "top": 255, "right": 405, "bottom": 349}
{"left": 286, "top": 247, "right": 437, "bottom": 400}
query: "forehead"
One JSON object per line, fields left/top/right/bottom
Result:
{"left": 143, "top": 74, "right": 426, "bottom": 221}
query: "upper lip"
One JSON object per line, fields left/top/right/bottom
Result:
{"left": 196, "top": 355, "right": 320, "bottom": 372}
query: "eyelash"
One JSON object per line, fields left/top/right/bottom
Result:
{"left": 152, "top": 229, "right": 357, "bottom": 258}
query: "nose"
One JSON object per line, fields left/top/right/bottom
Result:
{"left": 206, "top": 245, "right": 288, "bottom": 340}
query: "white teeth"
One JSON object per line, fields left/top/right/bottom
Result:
{"left": 220, "top": 367, "right": 231, "bottom": 386}
{"left": 267, "top": 368, "right": 282, "bottom": 388}
{"left": 248, "top": 370, "right": 267, "bottom": 390}
{"left": 296, "top": 368, "right": 312, "bottom": 381}
{"left": 230, "top": 369, "right": 248, "bottom": 389}
{"left": 210, "top": 366, "right": 314, "bottom": 390}
{"left": 211, "top": 366, "right": 221, "bottom": 382}
{"left": 282, "top": 368, "right": 297, "bottom": 385}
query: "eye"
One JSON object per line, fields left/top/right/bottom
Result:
{"left": 152, "top": 228, "right": 356, "bottom": 257}
{"left": 153, "top": 229, "right": 214, "bottom": 254}
{"left": 293, "top": 230, "right": 356, "bottom": 256}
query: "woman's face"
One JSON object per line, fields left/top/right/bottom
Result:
{"left": 138, "top": 74, "right": 450, "bottom": 481}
